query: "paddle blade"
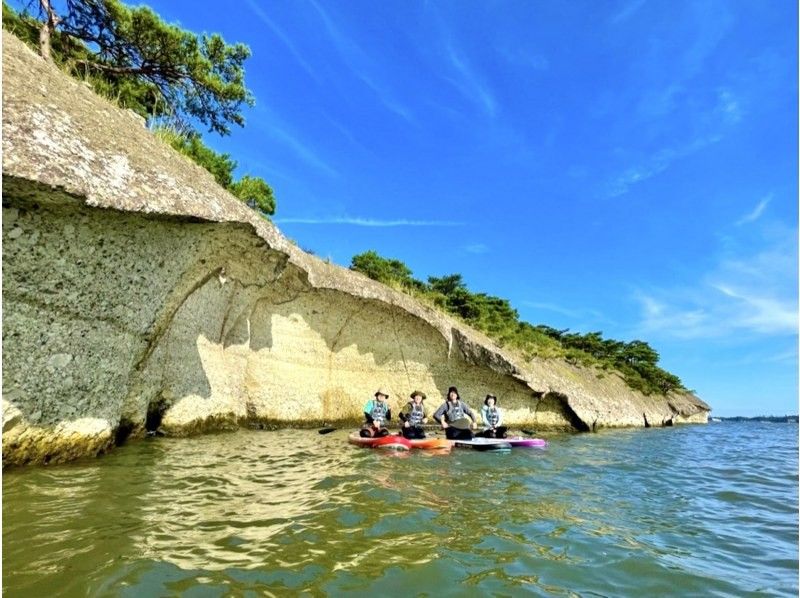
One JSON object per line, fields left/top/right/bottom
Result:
{"left": 450, "top": 417, "right": 473, "bottom": 430}
{"left": 318, "top": 427, "right": 337, "bottom": 435}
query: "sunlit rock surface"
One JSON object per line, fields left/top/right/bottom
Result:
{"left": 1, "top": 33, "right": 710, "bottom": 466}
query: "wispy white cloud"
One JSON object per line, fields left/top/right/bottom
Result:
{"left": 263, "top": 120, "right": 339, "bottom": 178}
{"left": 522, "top": 302, "right": 582, "bottom": 319}
{"left": 636, "top": 294, "right": 710, "bottom": 336}
{"left": 637, "top": 84, "right": 684, "bottom": 119}
{"left": 717, "top": 89, "right": 743, "bottom": 124}
{"left": 636, "top": 286, "right": 797, "bottom": 338}
{"left": 307, "top": 0, "right": 347, "bottom": 47}
{"left": 634, "top": 227, "right": 798, "bottom": 339}
{"left": 249, "top": 103, "right": 338, "bottom": 178}
{"left": 736, "top": 194, "right": 771, "bottom": 226}
{"left": 606, "top": 134, "right": 722, "bottom": 198}
{"left": 609, "top": 0, "right": 647, "bottom": 24}
{"left": 713, "top": 283, "right": 797, "bottom": 334}
{"left": 605, "top": 2, "right": 738, "bottom": 197}
{"left": 630, "top": 4, "right": 735, "bottom": 120}
{"left": 323, "top": 114, "right": 373, "bottom": 156}
{"left": 700, "top": 344, "right": 798, "bottom": 368}
{"left": 244, "top": 0, "right": 319, "bottom": 82}
{"left": 607, "top": 158, "right": 670, "bottom": 198}
{"left": 275, "top": 217, "right": 464, "bottom": 227}
{"left": 682, "top": 1, "right": 734, "bottom": 77}
{"left": 307, "top": 0, "right": 414, "bottom": 123}
{"left": 463, "top": 243, "right": 489, "bottom": 254}
{"left": 443, "top": 42, "right": 497, "bottom": 117}
{"left": 522, "top": 301, "right": 606, "bottom": 322}
{"left": 607, "top": 91, "right": 739, "bottom": 197}
{"left": 762, "top": 347, "right": 799, "bottom": 364}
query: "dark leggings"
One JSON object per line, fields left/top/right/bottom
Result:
{"left": 476, "top": 426, "right": 507, "bottom": 439}
{"left": 445, "top": 427, "right": 473, "bottom": 440}
{"left": 360, "top": 426, "right": 390, "bottom": 438}
{"left": 401, "top": 426, "right": 425, "bottom": 439}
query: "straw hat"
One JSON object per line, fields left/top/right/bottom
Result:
{"left": 410, "top": 390, "right": 427, "bottom": 400}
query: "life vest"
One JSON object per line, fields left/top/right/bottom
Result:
{"left": 406, "top": 402, "right": 425, "bottom": 426}
{"left": 485, "top": 406, "right": 500, "bottom": 427}
{"left": 445, "top": 400, "right": 465, "bottom": 422}
{"left": 370, "top": 400, "right": 389, "bottom": 421}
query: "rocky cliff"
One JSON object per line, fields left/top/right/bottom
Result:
{"left": 1, "top": 33, "right": 710, "bottom": 466}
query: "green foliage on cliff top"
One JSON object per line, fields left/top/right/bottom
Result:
{"left": 154, "top": 128, "right": 275, "bottom": 215}
{"left": 351, "top": 250, "right": 685, "bottom": 396}
{"left": 3, "top": 1, "right": 276, "bottom": 215}
{"left": 5, "top": 0, "right": 252, "bottom": 135}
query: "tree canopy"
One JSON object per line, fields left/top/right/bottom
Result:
{"left": 350, "top": 250, "right": 685, "bottom": 396}
{"left": 11, "top": 0, "right": 253, "bottom": 136}
{"left": 230, "top": 175, "right": 276, "bottom": 216}
{"left": 5, "top": 1, "right": 277, "bottom": 215}
{"left": 351, "top": 250, "right": 418, "bottom": 287}
{"left": 155, "top": 128, "right": 275, "bottom": 216}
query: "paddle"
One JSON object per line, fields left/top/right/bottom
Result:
{"left": 521, "top": 429, "right": 536, "bottom": 436}
{"left": 450, "top": 417, "right": 475, "bottom": 430}
{"left": 318, "top": 427, "right": 337, "bottom": 435}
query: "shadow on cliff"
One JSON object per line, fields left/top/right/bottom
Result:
{"left": 243, "top": 279, "right": 567, "bottom": 425}
{"left": 2, "top": 182, "right": 577, "bottom": 439}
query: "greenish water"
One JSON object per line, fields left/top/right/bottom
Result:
{"left": 3, "top": 422, "right": 798, "bottom": 596}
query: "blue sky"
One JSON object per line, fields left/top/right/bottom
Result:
{"left": 60, "top": 1, "right": 800, "bottom": 415}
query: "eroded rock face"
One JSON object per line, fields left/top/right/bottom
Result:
{"left": 1, "top": 34, "right": 709, "bottom": 466}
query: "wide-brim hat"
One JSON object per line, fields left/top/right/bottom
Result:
{"left": 374, "top": 388, "right": 390, "bottom": 397}
{"left": 484, "top": 393, "right": 497, "bottom": 405}
{"left": 410, "top": 390, "right": 426, "bottom": 400}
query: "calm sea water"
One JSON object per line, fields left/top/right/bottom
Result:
{"left": 3, "top": 422, "right": 797, "bottom": 597}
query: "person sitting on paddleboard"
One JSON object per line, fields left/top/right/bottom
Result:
{"left": 478, "top": 394, "right": 508, "bottom": 439}
{"left": 433, "top": 386, "right": 477, "bottom": 440}
{"left": 399, "top": 390, "right": 429, "bottom": 439}
{"left": 360, "top": 388, "right": 392, "bottom": 437}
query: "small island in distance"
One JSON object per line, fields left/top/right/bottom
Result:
{"left": 710, "top": 415, "right": 799, "bottom": 423}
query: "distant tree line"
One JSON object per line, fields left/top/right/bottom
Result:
{"left": 3, "top": 0, "right": 275, "bottom": 215}
{"left": 351, "top": 250, "right": 685, "bottom": 396}
{"left": 716, "top": 416, "right": 798, "bottom": 423}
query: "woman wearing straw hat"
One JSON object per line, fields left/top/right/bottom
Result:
{"left": 359, "top": 388, "right": 392, "bottom": 437}
{"left": 399, "top": 390, "right": 429, "bottom": 439}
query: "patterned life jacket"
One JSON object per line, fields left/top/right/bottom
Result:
{"left": 485, "top": 406, "right": 500, "bottom": 427}
{"left": 407, "top": 402, "right": 425, "bottom": 426}
{"left": 370, "top": 400, "right": 389, "bottom": 421}
{"left": 445, "top": 400, "right": 465, "bottom": 422}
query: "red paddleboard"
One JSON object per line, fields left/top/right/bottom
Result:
{"left": 348, "top": 433, "right": 412, "bottom": 451}
{"left": 408, "top": 437, "right": 451, "bottom": 450}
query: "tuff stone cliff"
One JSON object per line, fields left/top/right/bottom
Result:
{"left": 1, "top": 33, "right": 710, "bottom": 466}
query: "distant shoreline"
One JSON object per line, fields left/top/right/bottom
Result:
{"left": 710, "top": 415, "right": 798, "bottom": 423}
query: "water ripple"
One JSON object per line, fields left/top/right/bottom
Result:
{"left": 3, "top": 424, "right": 798, "bottom": 596}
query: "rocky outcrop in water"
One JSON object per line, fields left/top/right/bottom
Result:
{"left": 1, "top": 34, "right": 710, "bottom": 466}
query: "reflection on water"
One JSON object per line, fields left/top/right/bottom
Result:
{"left": 130, "top": 434, "right": 360, "bottom": 572}
{"left": 4, "top": 424, "right": 798, "bottom": 596}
